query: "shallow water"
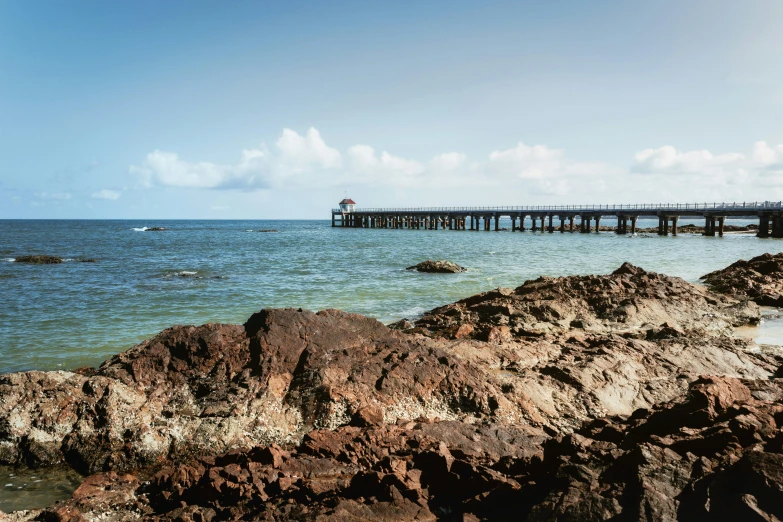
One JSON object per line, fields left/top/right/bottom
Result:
{"left": 734, "top": 308, "right": 783, "bottom": 355}
{"left": 1, "top": 218, "right": 782, "bottom": 374}
{"left": 0, "top": 466, "right": 83, "bottom": 513}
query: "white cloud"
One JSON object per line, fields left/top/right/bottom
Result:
{"left": 428, "top": 152, "right": 466, "bottom": 171}
{"left": 275, "top": 128, "right": 341, "bottom": 172}
{"left": 634, "top": 146, "right": 745, "bottom": 174}
{"left": 130, "top": 127, "right": 783, "bottom": 202}
{"left": 91, "top": 189, "right": 121, "bottom": 200}
{"left": 753, "top": 141, "right": 783, "bottom": 166}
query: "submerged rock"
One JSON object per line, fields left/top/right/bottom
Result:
{"left": 406, "top": 260, "right": 466, "bottom": 273}
{"left": 13, "top": 255, "right": 63, "bottom": 264}
{"left": 702, "top": 252, "right": 783, "bottom": 307}
{"left": 257, "top": 229, "right": 279, "bottom": 233}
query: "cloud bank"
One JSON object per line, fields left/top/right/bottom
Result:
{"left": 130, "top": 128, "right": 783, "bottom": 200}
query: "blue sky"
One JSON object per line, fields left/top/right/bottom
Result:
{"left": 1, "top": 0, "right": 782, "bottom": 218}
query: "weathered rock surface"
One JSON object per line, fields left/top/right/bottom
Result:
{"left": 411, "top": 262, "right": 759, "bottom": 340}
{"left": 519, "top": 375, "right": 783, "bottom": 521}
{"left": 406, "top": 260, "right": 467, "bottom": 273}
{"left": 2, "top": 262, "right": 783, "bottom": 519}
{"left": 702, "top": 252, "right": 783, "bottom": 307}
{"left": 14, "top": 376, "right": 783, "bottom": 521}
{"left": 1, "top": 265, "right": 778, "bottom": 479}
{"left": 1, "top": 309, "right": 529, "bottom": 474}
{"left": 12, "top": 255, "right": 63, "bottom": 264}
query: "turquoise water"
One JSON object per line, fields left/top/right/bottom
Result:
{"left": 1, "top": 218, "right": 782, "bottom": 374}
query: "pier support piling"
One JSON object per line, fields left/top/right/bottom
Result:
{"left": 770, "top": 216, "right": 783, "bottom": 238}
{"left": 758, "top": 214, "right": 770, "bottom": 238}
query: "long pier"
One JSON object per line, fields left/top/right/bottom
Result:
{"left": 331, "top": 202, "right": 783, "bottom": 237}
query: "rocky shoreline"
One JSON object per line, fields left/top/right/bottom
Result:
{"left": 2, "top": 257, "right": 783, "bottom": 520}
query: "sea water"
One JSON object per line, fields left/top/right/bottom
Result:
{"left": 1, "top": 218, "right": 782, "bottom": 375}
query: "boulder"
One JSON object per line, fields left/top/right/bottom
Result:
{"left": 702, "top": 252, "right": 783, "bottom": 307}
{"left": 406, "top": 260, "right": 466, "bottom": 273}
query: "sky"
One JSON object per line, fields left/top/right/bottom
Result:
{"left": 1, "top": 0, "right": 782, "bottom": 219}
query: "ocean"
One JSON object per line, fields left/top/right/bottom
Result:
{"left": 1, "top": 217, "right": 782, "bottom": 374}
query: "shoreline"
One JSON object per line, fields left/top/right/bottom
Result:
{"left": 1, "top": 254, "right": 783, "bottom": 519}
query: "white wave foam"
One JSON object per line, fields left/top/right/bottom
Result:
{"left": 176, "top": 271, "right": 199, "bottom": 277}
{"left": 133, "top": 227, "right": 149, "bottom": 232}
{"left": 397, "top": 306, "right": 427, "bottom": 319}
{"left": 4, "top": 258, "right": 15, "bottom": 262}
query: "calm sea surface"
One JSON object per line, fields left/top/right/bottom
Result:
{"left": 1, "top": 218, "right": 782, "bottom": 374}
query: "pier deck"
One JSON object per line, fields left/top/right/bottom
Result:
{"left": 331, "top": 202, "right": 783, "bottom": 237}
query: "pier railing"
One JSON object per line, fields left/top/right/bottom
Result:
{"left": 333, "top": 201, "right": 783, "bottom": 214}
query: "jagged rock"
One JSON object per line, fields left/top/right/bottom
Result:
{"left": 519, "top": 376, "right": 783, "bottom": 521}
{"left": 1, "top": 265, "right": 778, "bottom": 478}
{"left": 412, "top": 263, "right": 759, "bottom": 340}
{"left": 406, "top": 260, "right": 467, "bottom": 273}
{"left": 702, "top": 252, "right": 783, "bottom": 307}
{"left": 16, "top": 421, "right": 543, "bottom": 521}
{"left": 18, "top": 377, "right": 783, "bottom": 521}
{"left": 3, "top": 261, "right": 783, "bottom": 519}
{"left": 13, "top": 255, "right": 63, "bottom": 264}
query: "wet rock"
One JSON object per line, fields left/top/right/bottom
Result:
{"left": 13, "top": 255, "right": 63, "bottom": 264}
{"left": 257, "top": 229, "right": 279, "bottom": 233}
{"left": 146, "top": 227, "right": 166, "bottom": 231}
{"left": 406, "top": 260, "right": 467, "bottom": 273}
{"left": 387, "top": 318, "right": 414, "bottom": 330}
{"left": 702, "top": 252, "right": 783, "bottom": 307}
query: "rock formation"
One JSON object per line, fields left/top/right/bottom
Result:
{"left": 2, "top": 261, "right": 783, "bottom": 520}
{"left": 406, "top": 260, "right": 467, "bottom": 273}
{"left": 10, "top": 376, "right": 783, "bottom": 521}
{"left": 702, "top": 252, "right": 783, "bottom": 306}
{"left": 12, "top": 255, "right": 63, "bottom": 264}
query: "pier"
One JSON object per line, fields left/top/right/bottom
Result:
{"left": 331, "top": 201, "right": 783, "bottom": 238}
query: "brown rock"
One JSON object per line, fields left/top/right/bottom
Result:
{"left": 13, "top": 255, "right": 63, "bottom": 264}
{"left": 406, "top": 260, "right": 467, "bottom": 273}
{"left": 702, "top": 252, "right": 783, "bottom": 307}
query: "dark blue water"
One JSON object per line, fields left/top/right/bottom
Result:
{"left": 1, "top": 218, "right": 781, "bottom": 374}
